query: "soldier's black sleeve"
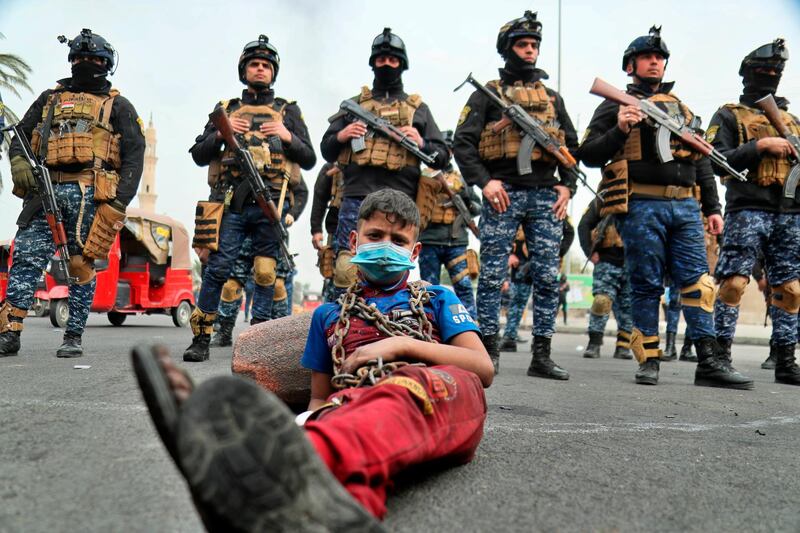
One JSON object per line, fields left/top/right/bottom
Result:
{"left": 577, "top": 200, "right": 600, "bottom": 257}
{"left": 453, "top": 90, "right": 492, "bottom": 189}
{"left": 576, "top": 99, "right": 628, "bottom": 167}
{"left": 560, "top": 218, "right": 575, "bottom": 258}
{"left": 551, "top": 90, "right": 579, "bottom": 192}
{"left": 310, "top": 164, "right": 334, "bottom": 235}
{"left": 288, "top": 175, "right": 309, "bottom": 220}
{"left": 109, "top": 96, "right": 146, "bottom": 207}
{"left": 413, "top": 103, "right": 449, "bottom": 170}
{"left": 189, "top": 103, "right": 224, "bottom": 167}
{"left": 282, "top": 103, "right": 316, "bottom": 170}
{"left": 320, "top": 99, "right": 352, "bottom": 163}
{"left": 695, "top": 157, "right": 721, "bottom": 216}
{"left": 707, "top": 107, "right": 761, "bottom": 173}
{"left": 8, "top": 89, "right": 52, "bottom": 159}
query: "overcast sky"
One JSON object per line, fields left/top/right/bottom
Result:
{"left": 2, "top": 0, "right": 800, "bottom": 288}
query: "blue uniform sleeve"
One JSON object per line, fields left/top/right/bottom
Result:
{"left": 431, "top": 287, "right": 481, "bottom": 343}
{"left": 300, "top": 305, "right": 336, "bottom": 374}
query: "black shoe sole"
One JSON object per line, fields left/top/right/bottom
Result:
{"left": 176, "top": 376, "right": 384, "bottom": 533}
{"left": 526, "top": 368, "right": 570, "bottom": 380}
{"left": 183, "top": 350, "right": 209, "bottom": 362}
{"left": 694, "top": 377, "right": 754, "bottom": 390}
{"left": 635, "top": 376, "right": 658, "bottom": 385}
{"left": 131, "top": 345, "right": 181, "bottom": 467}
{"left": 56, "top": 349, "right": 83, "bottom": 358}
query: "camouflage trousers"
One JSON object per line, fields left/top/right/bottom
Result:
{"left": 587, "top": 261, "right": 632, "bottom": 334}
{"left": 617, "top": 198, "right": 713, "bottom": 339}
{"left": 332, "top": 197, "right": 363, "bottom": 300}
{"left": 6, "top": 184, "right": 97, "bottom": 335}
{"left": 477, "top": 186, "right": 562, "bottom": 337}
{"left": 419, "top": 244, "right": 477, "bottom": 320}
{"left": 503, "top": 278, "right": 532, "bottom": 340}
{"left": 665, "top": 280, "right": 681, "bottom": 334}
{"left": 715, "top": 210, "right": 800, "bottom": 345}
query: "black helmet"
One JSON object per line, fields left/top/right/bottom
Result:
{"left": 58, "top": 29, "right": 116, "bottom": 72}
{"left": 622, "top": 25, "right": 670, "bottom": 71}
{"left": 443, "top": 130, "right": 454, "bottom": 149}
{"left": 369, "top": 28, "right": 409, "bottom": 70}
{"left": 739, "top": 38, "right": 788, "bottom": 75}
{"left": 238, "top": 35, "right": 280, "bottom": 85}
{"left": 496, "top": 11, "right": 542, "bottom": 59}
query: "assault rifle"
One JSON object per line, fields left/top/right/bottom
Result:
{"left": 589, "top": 78, "right": 748, "bottom": 182}
{"left": 335, "top": 99, "right": 437, "bottom": 166}
{"left": 581, "top": 214, "right": 615, "bottom": 273}
{"left": 454, "top": 73, "right": 602, "bottom": 199}
{"left": 754, "top": 93, "right": 800, "bottom": 201}
{"left": 432, "top": 171, "right": 480, "bottom": 238}
{"left": 210, "top": 108, "right": 295, "bottom": 269}
{"left": 3, "top": 122, "right": 74, "bottom": 285}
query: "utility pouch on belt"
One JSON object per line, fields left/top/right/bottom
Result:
{"left": 83, "top": 203, "right": 126, "bottom": 260}
{"left": 192, "top": 201, "right": 224, "bottom": 252}
{"left": 466, "top": 249, "right": 480, "bottom": 280}
{"left": 92, "top": 170, "right": 120, "bottom": 202}
{"left": 416, "top": 172, "right": 442, "bottom": 231}
{"left": 317, "top": 245, "right": 335, "bottom": 279}
{"left": 598, "top": 160, "right": 629, "bottom": 216}
{"left": 207, "top": 159, "right": 222, "bottom": 188}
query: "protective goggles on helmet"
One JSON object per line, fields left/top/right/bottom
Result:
{"left": 372, "top": 27, "right": 405, "bottom": 52}
{"left": 506, "top": 11, "right": 542, "bottom": 41}
{"left": 751, "top": 38, "right": 789, "bottom": 61}
{"left": 243, "top": 34, "right": 279, "bottom": 58}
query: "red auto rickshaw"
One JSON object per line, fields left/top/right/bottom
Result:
{"left": 0, "top": 240, "right": 10, "bottom": 301}
{"left": 44, "top": 208, "right": 195, "bottom": 328}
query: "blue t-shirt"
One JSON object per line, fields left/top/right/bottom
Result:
{"left": 301, "top": 284, "right": 480, "bottom": 374}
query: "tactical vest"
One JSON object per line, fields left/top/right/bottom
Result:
{"left": 336, "top": 86, "right": 423, "bottom": 171}
{"left": 478, "top": 80, "right": 565, "bottom": 164}
{"left": 591, "top": 223, "right": 623, "bottom": 249}
{"left": 429, "top": 170, "right": 464, "bottom": 224}
{"left": 328, "top": 164, "right": 344, "bottom": 209}
{"left": 30, "top": 88, "right": 122, "bottom": 174}
{"left": 617, "top": 92, "right": 700, "bottom": 163}
{"left": 723, "top": 103, "right": 800, "bottom": 187}
{"left": 212, "top": 99, "right": 301, "bottom": 189}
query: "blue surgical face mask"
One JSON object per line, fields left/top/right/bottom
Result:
{"left": 350, "top": 240, "right": 416, "bottom": 285}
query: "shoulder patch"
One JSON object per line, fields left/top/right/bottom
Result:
{"left": 581, "top": 128, "right": 591, "bottom": 143}
{"left": 457, "top": 105, "right": 471, "bottom": 127}
{"left": 136, "top": 116, "right": 145, "bottom": 135}
{"left": 705, "top": 124, "right": 719, "bottom": 143}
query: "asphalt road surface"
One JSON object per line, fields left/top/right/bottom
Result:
{"left": 1, "top": 315, "right": 798, "bottom": 532}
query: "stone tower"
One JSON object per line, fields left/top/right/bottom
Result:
{"left": 137, "top": 113, "right": 158, "bottom": 212}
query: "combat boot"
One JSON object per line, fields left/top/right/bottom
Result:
{"left": 761, "top": 343, "right": 777, "bottom": 370}
{"left": 56, "top": 332, "right": 83, "bottom": 358}
{"left": 483, "top": 333, "right": 500, "bottom": 375}
{"left": 583, "top": 332, "right": 603, "bottom": 358}
{"left": 613, "top": 346, "right": 633, "bottom": 359}
{"left": 694, "top": 337, "right": 754, "bottom": 390}
{"left": 660, "top": 332, "right": 677, "bottom": 361}
{"left": 184, "top": 308, "right": 216, "bottom": 363}
{"left": 774, "top": 344, "right": 800, "bottom": 385}
{"left": 0, "top": 302, "right": 27, "bottom": 356}
{"left": 499, "top": 336, "right": 517, "bottom": 352}
{"left": 527, "top": 336, "right": 569, "bottom": 380}
{"left": 716, "top": 336, "right": 733, "bottom": 363}
{"left": 210, "top": 318, "right": 234, "bottom": 347}
{"left": 635, "top": 358, "right": 659, "bottom": 385}
{"left": 679, "top": 338, "right": 697, "bottom": 362}
{"left": 0, "top": 331, "right": 21, "bottom": 357}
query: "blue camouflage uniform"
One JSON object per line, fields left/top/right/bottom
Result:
{"left": 665, "top": 282, "right": 681, "bottom": 334}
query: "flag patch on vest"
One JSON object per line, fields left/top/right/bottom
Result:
{"left": 61, "top": 102, "right": 75, "bottom": 110}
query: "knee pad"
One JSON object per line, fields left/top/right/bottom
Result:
{"left": 629, "top": 328, "right": 660, "bottom": 363}
{"left": 0, "top": 301, "right": 27, "bottom": 333}
{"left": 69, "top": 255, "right": 96, "bottom": 285}
{"left": 718, "top": 275, "right": 748, "bottom": 307}
{"left": 680, "top": 273, "right": 716, "bottom": 313}
{"left": 273, "top": 277, "right": 287, "bottom": 301}
{"left": 190, "top": 308, "right": 217, "bottom": 336}
{"left": 616, "top": 329, "right": 631, "bottom": 349}
{"left": 253, "top": 256, "right": 277, "bottom": 287}
{"left": 772, "top": 279, "right": 800, "bottom": 314}
{"left": 220, "top": 278, "right": 243, "bottom": 303}
{"left": 590, "top": 293, "right": 613, "bottom": 315}
{"left": 333, "top": 250, "right": 357, "bottom": 289}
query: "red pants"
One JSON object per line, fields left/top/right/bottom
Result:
{"left": 304, "top": 365, "right": 487, "bottom": 519}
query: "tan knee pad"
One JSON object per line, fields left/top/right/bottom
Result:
{"left": 0, "top": 301, "right": 27, "bottom": 333}
{"left": 629, "top": 328, "right": 661, "bottom": 363}
{"left": 333, "top": 250, "right": 357, "bottom": 289}
{"left": 273, "top": 277, "right": 287, "bottom": 301}
{"left": 616, "top": 329, "right": 631, "bottom": 349}
{"left": 190, "top": 308, "right": 217, "bottom": 336}
{"left": 69, "top": 255, "right": 96, "bottom": 285}
{"left": 718, "top": 275, "right": 748, "bottom": 307}
{"left": 220, "top": 278, "right": 243, "bottom": 303}
{"left": 253, "top": 256, "right": 277, "bottom": 287}
{"left": 590, "top": 293, "right": 613, "bottom": 315}
{"left": 772, "top": 279, "right": 800, "bottom": 314}
{"left": 680, "top": 273, "right": 716, "bottom": 313}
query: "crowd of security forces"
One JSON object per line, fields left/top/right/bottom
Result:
{"left": 2, "top": 17, "right": 800, "bottom": 392}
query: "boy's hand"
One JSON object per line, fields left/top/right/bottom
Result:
{"left": 341, "top": 337, "right": 408, "bottom": 374}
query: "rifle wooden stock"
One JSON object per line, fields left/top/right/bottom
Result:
{"left": 755, "top": 94, "right": 793, "bottom": 138}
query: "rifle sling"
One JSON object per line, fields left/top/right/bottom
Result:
{"left": 37, "top": 94, "right": 61, "bottom": 162}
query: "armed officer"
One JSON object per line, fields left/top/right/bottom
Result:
{"left": 418, "top": 130, "right": 481, "bottom": 320}
{"left": 453, "top": 11, "right": 577, "bottom": 378}
{"left": 320, "top": 28, "right": 449, "bottom": 295}
{"left": 578, "top": 26, "right": 752, "bottom": 388}
{"left": 186, "top": 35, "right": 316, "bottom": 362}
{"left": 708, "top": 39, "right": 800, "bottom": 386}
{"left": 310, "top": 163, "right": 344, "bottom": 302}
{"left": 0, "top": 29, "right": 144, "bottom": 358}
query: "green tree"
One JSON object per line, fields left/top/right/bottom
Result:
{"left": 0, "top": 32, "right": 33, "bottom": 188}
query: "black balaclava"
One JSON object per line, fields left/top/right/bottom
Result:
{"left": 372, "top": 65, "right": 403, "bottom": 93}
{"left": 71, "top": 61, "right": 108, "bottom": 91}
{"left": 742, "top": 68, "right": 782, "bottom": 100}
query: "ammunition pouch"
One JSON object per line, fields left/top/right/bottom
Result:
{"left": 92, "top": 170, "right": 120, "bottom": 202}
{"left": 629, "top": 328, "right": 661, "bottom": 363}
{"left": 69, "top": 255, "right": 96, "bottom": 285}
{"left": 221, "top": 278, "right": 243, "bottom": 303}
{"left": 207, "top": 159, "right": 222, "bottom": 188}
{"left": 333, "top": 250, "right": 358, "bottom": 288}
{"left": 0, "top": 301, "right": 27, "bottom": 333}
{"left": 718, "top": 275, "right": 749, "bottom": 307}
{"left": 317, "top": 245, "right": 335, "bottom": 279}
{"left": 190, "top": 308, "right": 217, "bottom": 336}
{"left": 253, "top": 256, "right": 277, "bottom": 287}
{"left": 192, "top": 201, "right": 224, "bottom": 251}
{"left": 598, "top": 160, "right": 629, "bottom": 216}
{"left": 772, "top": 279, "right": 800, "bottom": 314}
{"left": 83, "top": 202, "right": 126, "bottom": 260}
{"left": 416, "top": 172, "right": 442, "bottom": 230}
{"left": 680, "top": 273, "right": 716, "bottom": 313}
{"left": 466, "top": 249, "right": 480, "bottom": 280}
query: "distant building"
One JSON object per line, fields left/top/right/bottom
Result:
{"left": 137, "top": 114, "right": 158, "bottom": 212}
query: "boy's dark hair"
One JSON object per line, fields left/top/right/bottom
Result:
{"left": 357, "top": 189, "right": 420, "bottom": 234}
